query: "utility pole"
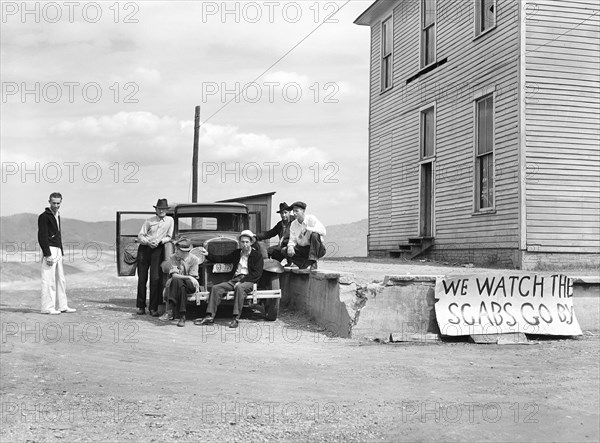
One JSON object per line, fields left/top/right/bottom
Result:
{"left": 192, "top": 105, "right": 200, "bottom": 202}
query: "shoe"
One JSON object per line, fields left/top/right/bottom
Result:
{"left": 309, "top": 262, "right": 318, "bottom": 271}
{"left": 136, "top": 308, "right": 145, "bottom": 315}
{"left": 159, "top": 311, "right": 174, "bottom": 322}
{"left": 150, "top": 310, "right": 160, "bottom": 317}
{"left": 41, "top": 309, "right": 61, "bottom": 315}
{"left": 195, "top": 317, "right": 214, "bottom": 326}
{"left": 60, "top": 307, "right": 76, "bottom": 313}
{"left": 228, "top": 319, "right": 239, "bottom": 329}
{"left": 177, "top": 315, "right": 186, "bottom": 327}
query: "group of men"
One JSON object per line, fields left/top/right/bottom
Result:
{"left": 37, "top": 194, "right": 326, "bottom": 330}
{"left": 256, "top": 201, "right": 327, "bottom": 271}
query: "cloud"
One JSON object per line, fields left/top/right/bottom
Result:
{"left": 46, "top": 111, "right": 331, "bottom": 169}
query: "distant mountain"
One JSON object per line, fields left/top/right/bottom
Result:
{"left": 324, "top": 219, "right": 367, "bottom": 258}
{"left": 0, "top": 214, "right": 368, "bottom": 257}
{"left": 0, "top": 213, "right": 144, "bottom": 250}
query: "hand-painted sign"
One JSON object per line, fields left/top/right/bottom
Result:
{"left": 434, "top": 273, "right": 582, "bottom": 336}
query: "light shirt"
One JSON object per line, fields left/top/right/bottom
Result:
{"left": 166, "top": 253, "right": 200, "bottom": 278}
{"left": 235, "top": 251, "right": 250, "bottom": 276}
{"left": 288, "top": 214, "right": 326, "bottom": 248}
{"left": 53, "top": 210, "right": 60, "bottom": 231}
{"left": 138, "top": 215, "right": 174, "bottom": 246}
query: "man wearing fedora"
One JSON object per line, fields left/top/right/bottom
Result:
{"left": 256, "top": 202, "right": 294, "bottom": 262}
{"left": 136, "top": 198, "right": 174, "bottom": 316}
{"left": 195, "top": 230, "right": 263, "bottom": 329}
{"left": 159, "top": 238, "right": 200, "bottom": 327}
{"left": 284, "top": 201, "right": 326, "bottom": 270}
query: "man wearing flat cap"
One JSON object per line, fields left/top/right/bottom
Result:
{"left": 255, "top": 202, "right": 294, "bottom": 262}
{"left": 136, "top": 198, "right": 174, "bottom": 316}
{"left": 159, "top": 238, "right": 200, "bottom": 327}
{"left": 195, "top": 230, "right": 263, "bottom": 329}
{"left": 284, "top": 201, "right": 326, "bottom": 270}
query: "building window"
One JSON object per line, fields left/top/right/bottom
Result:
{"left": 421, "top": 106, "right": 435, "bottom": 158}
{"left": 421, "top": 0, "right": 436, "bottom": 68}
{"left": 475, "top": 95, "right": 494, "bottom": 210}
{"left": 381, "top": 16, "right": 393, "bottom": 90}
{"left": 475, "top": 0, "right": 496, "bottom": 36}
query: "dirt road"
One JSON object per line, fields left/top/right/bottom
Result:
{"left": 1, "top": 283, "right": 599, "bottom": 442}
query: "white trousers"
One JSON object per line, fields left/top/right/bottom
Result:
{"left": 40, "top": 246, "right": 68, "bottom": 312}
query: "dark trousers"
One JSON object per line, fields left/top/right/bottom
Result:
{"left": 166, "top": 278, "right": 196, "bottom": 316}
{"left": 136, "top": 244, "right": 164, "bottom": 311}
{"left": 206, "top": 277, "right": 254, "bottom": 318}
{"left": 267, "top": 245, "right": 286, "bottom": 262}
{"left": 283, "top": 232, "right": 326, "bottom": 268}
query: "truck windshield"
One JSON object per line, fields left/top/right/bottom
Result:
{"left": 177, "top": 214, "right": 244, "bottom": 232}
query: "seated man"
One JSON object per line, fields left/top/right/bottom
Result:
{"left": 195, "top": 230, "right": 263, "bottom": 329}
{"left": 158, "top": 238, "right": 200, "bottom": 327}
{"left": 255, "top": 202, "right": 293, "bottom": 262}
{"left": 283, "top": 201, "right": 326, "bottom": 270}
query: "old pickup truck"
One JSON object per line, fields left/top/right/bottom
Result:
{"left": 116, "top": 201, "right": 282, "bottom": 320}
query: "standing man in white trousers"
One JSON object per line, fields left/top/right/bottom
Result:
{"left": 38, "top": 192, "right": 76, "bottom": 315}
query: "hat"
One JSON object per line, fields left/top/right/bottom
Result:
{"left": 175, "top": 238, "right": 192, "bottom": 251}
{"left": 153, "top": 198, "right": 169, "bottom": 209}
{"left": 276, "top": 202, "right": 289, "bottom": 213}
{"left": 289, "top": 201, "right": 306, "bottom": 210}
{"left": 238, "top": 230, "right": 256, "bottom": 244}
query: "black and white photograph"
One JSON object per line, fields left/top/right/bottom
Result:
{"left": 1, "top": 1, "right": 599, "bottom": 441}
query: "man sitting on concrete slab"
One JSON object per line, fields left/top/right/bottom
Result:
{"left": 283, "top": 201, "right": 326, "bottom": 270}
{"left": 195, "top": 230, "right": 264, "bottom": 329}
{"left": 256, "top": 202, "right": 293, "bottom": 262}
{"left": 159, "top": 238, "right": 200, "bottom": 327}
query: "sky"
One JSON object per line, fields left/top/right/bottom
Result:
{"left": 1, "top": 0, "right": 373, "bottom": 227}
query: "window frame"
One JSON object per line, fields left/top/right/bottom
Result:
{"left": 473, "top": 89, "right": 496, "bottom": 213}
{"left": 418, "top": 102, "right": 437, "bottom": 237}
{"left": 474, "top": 0, "right": 497, "bottom": 39}
{"left": 380, "top": 15, "right": 394, "bottom": 92}
{"left": 420, "top": 0, "right": 436, "bottom": 69}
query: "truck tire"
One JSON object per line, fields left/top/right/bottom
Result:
{"left": 264, "top": 298, "right": 279, "bottom": 321}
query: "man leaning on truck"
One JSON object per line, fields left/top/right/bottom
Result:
{"left": 136, "top": 198, "right": 174, "bottom": 316}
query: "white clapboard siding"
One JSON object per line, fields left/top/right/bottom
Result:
{"left": 524, "top": 0, "right": 600, "bottom": 254}
{"left": 367, "top": 0, "right": 522, "bottom": 251}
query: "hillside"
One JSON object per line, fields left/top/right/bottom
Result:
{"left": 1, "top": 214, "right": 368, "bottom": 257}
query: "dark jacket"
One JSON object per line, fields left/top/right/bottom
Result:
{"left": 256, "top": 220, "right": 291, "bottom": 247}
{"left": 208, "top": 247, "right": 263, "bottom": 284}
{"left": 38, "top": 208, "right": 63, "bottom": 257}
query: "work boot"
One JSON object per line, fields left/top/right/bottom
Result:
{"left": 159, "top": 310, "right": 174, "bottom": 322}
{"left": 177, "top": 315, "right": 186, "bottom": 327}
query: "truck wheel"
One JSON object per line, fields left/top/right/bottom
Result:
{"left": 264, "top": 298, "right": 279, "bottom": 321}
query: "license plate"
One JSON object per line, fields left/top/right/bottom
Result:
{"left": 213, "top": 263, "right": 233, "bottom": 273}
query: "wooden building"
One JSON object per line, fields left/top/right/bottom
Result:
{"left": 355, "top": 0, "right": 599, "bottom": 270}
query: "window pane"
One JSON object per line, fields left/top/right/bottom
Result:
{"left": 424, "top": 26, "right": 435, "bottom": 66}
{"left": 479, "top": 153, "right": 494, "bottom": 209}
{"left": 423, "top": 0, "right": 436, "bottom": 27}
{"left": 382, "top": 56, "right": 392, "bottom": 89}
{"left": 477, "top": 95, "right": 493, "bottom": 154}
{"left": 481, "top": 0, "right": 495, "bottom": 31}
{"left": 422, "top": 108, "right": 434, "bottom": 157}
{"left": 383, "top": 19, "right": 392, "bottom": 55}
